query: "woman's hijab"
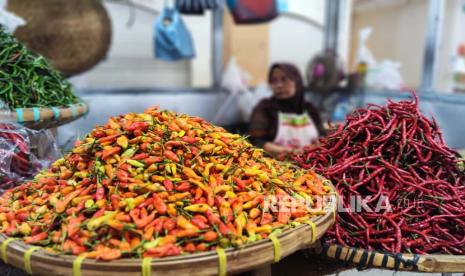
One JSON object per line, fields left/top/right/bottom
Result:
{"left": 268, "top": 63, "right": 306, "bottom": 114}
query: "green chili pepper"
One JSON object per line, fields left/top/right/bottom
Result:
{"left": 0, "top": 26, "right": 80, "bottom": 109}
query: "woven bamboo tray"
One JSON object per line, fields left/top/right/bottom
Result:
{"left": 0, "top": 102, "right": 88, "bottom": 130}
{"left": 0, "top": 191, "right": 337, "bottom": 276}
{"left": 320, "top": 243, "right": 465, "bottom": 273}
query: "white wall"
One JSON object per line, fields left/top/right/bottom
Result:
{"left": 71, "top": 0, "right": 212, "bottom": 89}
{"left": 350, "top": 0, "right": 428, "bottom": 87}
{"left": 351, "top": 0, "right": 465, "bottom": 92}
{"left": 286, "top": 0, "right": 325, "bottom": 25}
{"left": 71, "top": 0, "right": 333, "bottom": 89}
{"left": 269, "top": 16, "right": 323, "bottom": 78}
{"left": 269, "top": 0, "right": 354, "bottom": 78}
{"left": 435, "top": 0, "right": 465, "bottom": 93}
{"left": 268, "top": 0, "right": 325, "bottom": 82}
{"left": 141, "top": 0, "right": 213, "bottom": 87}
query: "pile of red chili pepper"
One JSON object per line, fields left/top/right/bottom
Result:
{"left": 0, "top": 107, "right": 330, "bottom": 260}
{"left": 294, "top": 93, "right": 465, "bottom": 254}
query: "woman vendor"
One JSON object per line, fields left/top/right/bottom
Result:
{"left": 248, "top": 63, "right": 325, "bottom": 156}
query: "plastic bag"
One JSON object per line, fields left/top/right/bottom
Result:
{"left": 0, "top": 123, "right": 60, "bottom": 193}
{"left": 221, "top": 57, "right": 250, "bottom": 94}
{"left": 154, "top": 6, "right": 196, "bottom": 61}
{"left": 213, "top": 57, "right": 251, "bottom": 124}
{"left": 0, "top": 0, "right": 25, "bottom": 33}
{"left": 226, "top": 0, "right": 278, "bottom": 24}
{"left": 356, "top": 27, "right": 404, "bottom": 90}
{"left": 356, "top": 27, "right": 376, "bottom": 66}
{"left": 366, "top": 60, "right": 404, "bottom": 90}
{"left": 237, "top": 84, "right": 272, "bottom": 122}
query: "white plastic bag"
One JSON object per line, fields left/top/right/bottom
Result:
{"left": 366, "top": 60, "right": 404, "bottom": 90}
{"left": 237, "top": 84, "right": 272, "bottom": 122}
{"left": 0, "top": 0, "right": 25, "bottom": 33}
{"left": 220, "top": 57, "right": 250, "bottom": 94}
{"left": 213, "top": 57, "right": 251, "bottom": 124}
{"left": 356, "top": 27, "right": 404, "bottom": 90}
{"left": 357, "top": 27, "right": 376, "bottom": 66}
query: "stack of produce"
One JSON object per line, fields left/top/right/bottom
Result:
{"left": 0, "top": 25, "right": 80, "bottom": 109}
{"left": 0, "top": 108, "right": 330, "bottom": 260}
{"left": 294, "top": 94, "right": 465, "bottom": 254}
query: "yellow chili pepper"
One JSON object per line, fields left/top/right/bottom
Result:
{"left": 225, "top": 191, "right": 237, "bottom": 199}
{"left": 214, "top": 185, "right": 232, "bottom": 194}
{"left": 183, "top": 167, "right": 201, "bottom": 180}
{"left": 293, "top": 175, "right": 306, "bottom": 186}
{"left": 105, "top": 164, "right": 114, "bottom": 179}
{"left": 85, "top": 199, "right": 95, "bottom": 209}
{"left": 121, "top": 147, "right": 138, "bottom": 158}
{"left": 74, "top": 171, "right": 88, "bottom": 179}
{"left": 202, "top": 163, "right": 214, "bottom": 177}
{"left": 294, "top": 216, "right": 310, "bottom": 222}
{"left": 126, "top": 159, "right": 145, "bottom": 168}
{"left": 177, "top": 216, "right": 199, "bottom": 231}
{"left": 200, "top": 144, "right": 215, "bottom": 153}
{"left": 189, "top": 179, "right": 208, "bottom": 192}
{"left": 234, "top": 213, "right": 247, "bottom": 234}
{"left": 242, "top": 201, "right": 254, "bottom": 209}
{"left": 258, "top": 173, "right": 269, "bottom": 183}
{"left": 144, "top": 237, "right": 162, "bottom": 249}
{"left": 244, "top": 168, "right": 261, "bottom": 176}
{"left": 271, "top": 178, "right": 284, "bottom": 185}
{"left": 116, "top": 136, "right": 129, "bottom": 149}
{"left": 252, "top": 181, "right": 262, "bottom": 192}
{"left": 249, "top": 208, "right": 261, "bottom": 219}
{"left": 215, "top": 164, "right": 226, "bottom": 171}
{"left": 184, "top": 204, "right": 209, "bottom": 213}
{"left": 167, "top": 203, "right": 177, "bottom": 216}
{"left": 209, "top": 133, "right": 221, "bottom": 139}
{"left": 151, "top": 175, "right": 164, "bottom": 182}
{"left": 96, "top": 199, "right": 106, "bottom": 208}
{"left": 108, "top": 119, "right": 121, "bottom": 129}
{"left": 170, "top": 163, "right": 177, "bottom": 175}
{"left": 254, "top": 225, "right": 272, "bottom": 234}
{"left": 87, "top": 212, "right": 116, "bottom": 231}
{"left": 72, "top": 195, "right": 91, "bottom": 205}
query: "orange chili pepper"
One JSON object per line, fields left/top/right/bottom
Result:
{"left": 153, "top": 194, "right": 167, "bottom": 215}
{"left": 24, "top": 232, "right": 48, "bottom": 244}
{"left": 163, "top": 150, "right": 179, "bottom": 162}
{"left": 203, "top": 231, "right": 218, "bottom": 242}
{"left": 102, "top": 147, "right": 121, "bottom": 160}
{"left": 55, "top": 189, "right": 82, "bottom": 213}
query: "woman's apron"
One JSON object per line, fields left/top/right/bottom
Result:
{"left": 273, "top": 112, "right": 319, "bottom": 149}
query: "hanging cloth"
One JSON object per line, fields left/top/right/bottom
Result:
{"left": 154, "top": 5, "right": 195, "bottom": 61}
{"left": 226, "top": 0, "right": 278, "bottom": 24}
{"left": 175, "top": 0, "right": 218, "bottom": 15}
